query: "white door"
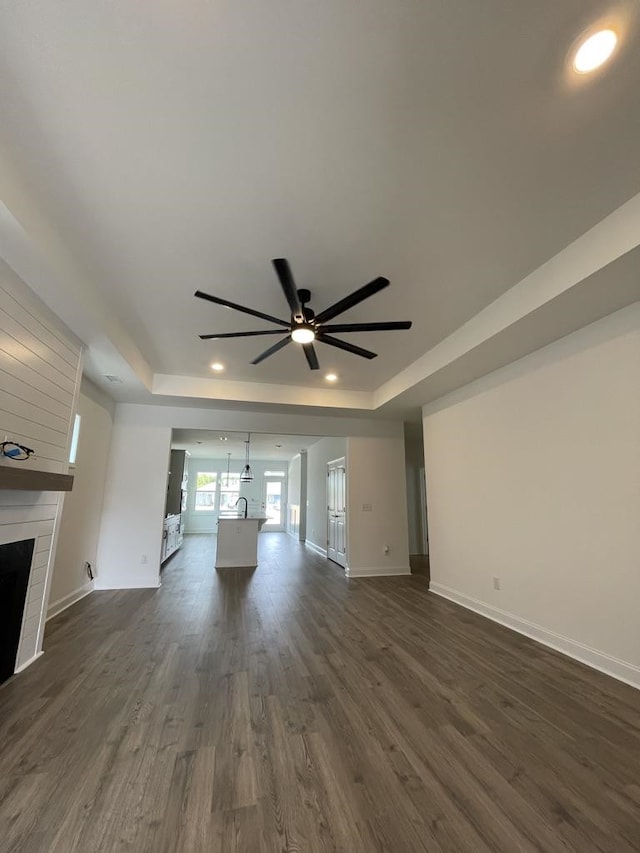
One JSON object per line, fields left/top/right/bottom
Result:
{"left": 262, "top": 477, "right": 285, "bottom": 531}
{"left": 327, "top": 458, "right": 347, "bottom": 568}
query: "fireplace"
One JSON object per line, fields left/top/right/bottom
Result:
{"left": 0, "top": 539, "right": 35, "bottom": 684}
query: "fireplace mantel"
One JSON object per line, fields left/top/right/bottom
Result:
{"left": 0, "top": 468, "right": 74, "bottom": 492}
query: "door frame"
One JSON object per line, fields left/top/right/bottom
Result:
{"left": 327, "top": 456, "right": 347, "bottom": 569}
{"left": 262, "top": 473, "right": 286, "bottom": 531}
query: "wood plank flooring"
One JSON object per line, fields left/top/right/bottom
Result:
{"left": 1, "top": 533, "right": 639, "bottom": 852}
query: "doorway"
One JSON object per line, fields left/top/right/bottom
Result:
{"left": 327, "top": 457, "right": 347, "bottom": 569}
{"left": 262, "top": 475, "right": 285, "bottom": 531}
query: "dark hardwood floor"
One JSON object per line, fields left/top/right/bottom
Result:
{"left": 410, "top": 552, "right": 430, "bottom": 580}
{"left": 1, "top": 533, "right": 639, "bottom": 852}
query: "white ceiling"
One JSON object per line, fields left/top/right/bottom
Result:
{"left": 1, "top": 1, "right": 640, "bottom": 415}
{"left": 171, "top": 430, "right": 319, "bottom": 462}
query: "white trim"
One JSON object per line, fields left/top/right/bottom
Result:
{"left": 214, "top": 560, "right": 257, "bottom": 569}
{"left": 94, "top": 581, "right": 161, "bottom": 590}
{"left": 346, "top": 565, "right": 411, "bottom": 578}
{"left": 429, "top": 583, "right": 640, "bottom": 691}
{"left": 14, "top": 650, "right": 44, "bottom": 674}
{"left": 305, "top": 540, "right": 327, "bottom": 558}
{"left": 46, "top": 581, "right": 94, "bottom": 621}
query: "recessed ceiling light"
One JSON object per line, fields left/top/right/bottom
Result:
{"left": 325, "top": 373, "right": 338, "bottom": 382}
{"left": 291, "top": 325, "right": 316, "bottom": 344}
{"left": 210, "top": 362, "right": 225, "bottom": 372}
{"left": 219, "top": 436, "right": 228, "bottom": 441}
{"left": 573, "top": 29, "right": 618, "bottom": 73}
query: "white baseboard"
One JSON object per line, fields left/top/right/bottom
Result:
{"left": 14, "top": 651, "right": 44, "bottom": 674}
{"left": 94, "top": 581, "right": 161, "bottom": 590}
{"left": 47, "top": 581, "right": 94, "bottom": 621}
{"left": 430, "top": 582, "right": 640, "bottom": 691}
{"left": 305, "top": 540, "right": 327, "bottom": 558}
{"left": 346, "top": 565, "right": 411, "bottom": 578}
{"left": 214, "top": 560, "right": 257, "bottom": 569}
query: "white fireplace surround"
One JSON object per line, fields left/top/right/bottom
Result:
{"left": 0, "top": 258, "right": 83, "bottom": 676}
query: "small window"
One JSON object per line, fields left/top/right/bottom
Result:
{"left": 263, "top": 470, "right": 286, "bottom": 477}
{"left": 220, "top": 473, "right": 240, "bottom": 512}
{"left": 69, "top": 414, "right": 81, "bottom": 464}
{"left": 195, "top": 472, "right": 217, "bottom": 511}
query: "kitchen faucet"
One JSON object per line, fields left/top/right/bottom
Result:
{"left": 234, "top": 497, "right": 248, "bottom": 518}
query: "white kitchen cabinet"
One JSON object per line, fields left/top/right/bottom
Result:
{"left": 162, "top": 514, "right": 182, "bottom": 562}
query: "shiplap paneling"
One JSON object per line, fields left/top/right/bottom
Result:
{"left": 0, "top": 350, "right": 74, "bottom": 412}
{"left": 0, "top": 390, "right": 69, "bottom": 435}
{"left": 0, "top": 282, "right": 79, "bottom": 366}
{"left": 0, "top": 258, "right": 83, "bottom": 674}
{"left": 0, "top": 330, "right": 77, "bottom": 395}
{"left": 0, "top": 408, "right": 67, "bottom": 448}
{"left": 30, "top": 564, "right": 47, "bottom": 587}
{"left": 0, "top": 368, "right": 72, "bottom": 424}
{"left": 0, "top": 304, "right": 78, "bottom": 380}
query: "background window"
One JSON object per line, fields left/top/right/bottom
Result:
{"left": 220, "top": 473, "right": 240, "bottom": 512}
{"left": 195, "top": 472, "right": 217, "bottom": 511}
{"left": 69, "top": 413, "right": 81, "bottom": 464}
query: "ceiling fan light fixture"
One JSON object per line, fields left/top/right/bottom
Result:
{"left": 291, "top": 324, "right": 316, "bottom": 344}
{"left": 195, "top": 259, "right": 411, "bottom": 370}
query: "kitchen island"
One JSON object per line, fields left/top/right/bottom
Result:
{"left": 215, "top": 516, "right": 268, "bottom": 568}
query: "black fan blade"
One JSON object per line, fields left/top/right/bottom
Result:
{"left": 194, "top": 290, "right": 290, "bottom": 327}
{"left": 314, "top": 277, "right": 389, "bottom": 324}
{"left": 199, "top": 329, "right": 289, "bottom": 340}
{"left": 317, "top": 334, "right": 377, "bottom": 360}
{"left": 251, "top": 336, "right": 291, "bottom": 365}
{"left": 320, "top": 321, "right": 412, "bottom": 333}
{"left": 302, "top": 343, "right": 320, "bottom": 370}
{"left": 272, "top": 259, "right": 303, "bottom": 321}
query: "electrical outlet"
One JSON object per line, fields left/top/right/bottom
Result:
{"left": 141, "top": 554, "right": 148, "bottom": 565}
{"left": 493, "top": 576, "right": 501, "bottom": 590}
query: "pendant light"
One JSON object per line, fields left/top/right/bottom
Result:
{"left": 240, "top": 432, "right": 253, "bottom": 482}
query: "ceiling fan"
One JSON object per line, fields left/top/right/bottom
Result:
{"left": 195, "top": 259, "right": 412, "bottom": 370}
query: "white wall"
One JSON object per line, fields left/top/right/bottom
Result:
{"left": 404, "top": 429, "right": 427, "bottom": 555}
{"left": 49, "top": 379, "right": 114, "bottom": 616}
{"left": 347, "top": 436, "right": 411, "bottom": 577}
{"left": 305, "top": 437, "right": 347, "bottom": 554}
{"left": 299, "top": 450, "right": 308, "bottom": 542}
{"left": 287, "top": 453, "right": 302, "bottom": 538}
{"left": 424, "top": 305, "right": 640, "bottom": 687}
{"left": 95, "top": 416, "right": 171, "bottom": 589}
